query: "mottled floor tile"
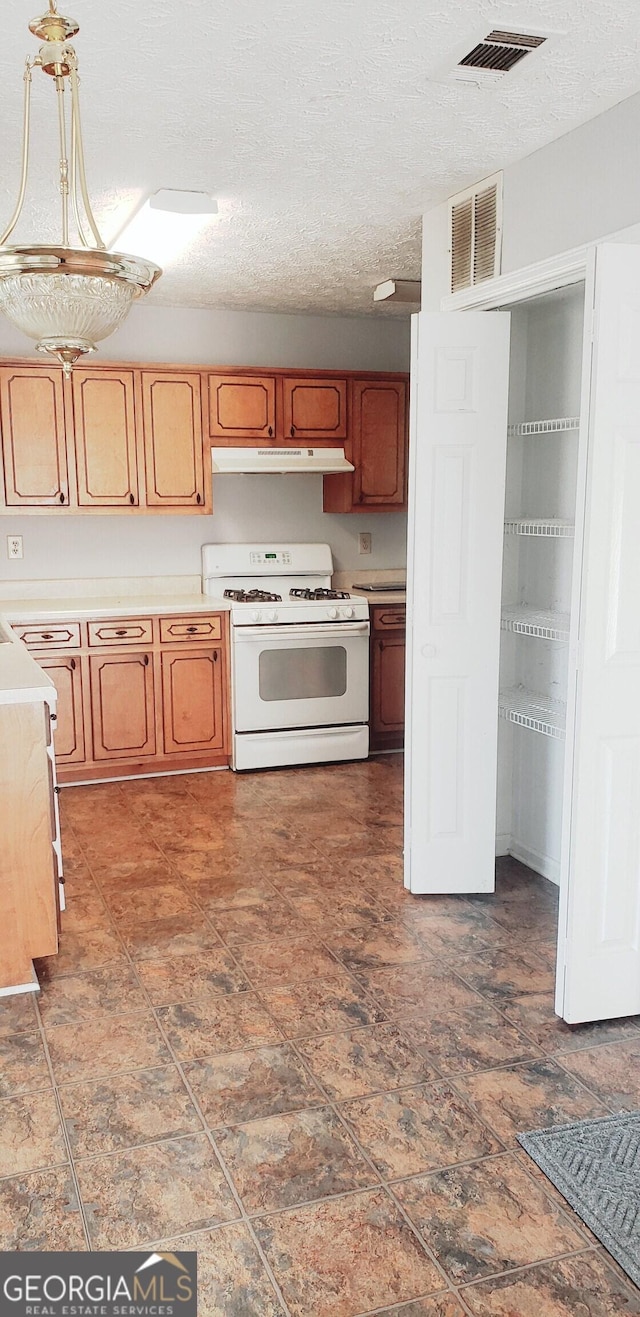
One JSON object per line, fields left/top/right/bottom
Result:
{"left": 285, "top": 886, "right": 390, "bottom": 931}
{"left": 37, "top": 962, "right": 145, "bottom": 1028}
{"left": 233, "top": 937, "right": 343, "bottom": 987}
{"left": 340, "top": 1082, "right": 503, "bottom": 1179}
{"left": 356, "top": 962, "right": 474, "bottom": 1018}
{"left": 189, "top": 873, "right": 282, "bottom": 908}
{"left": 216, "top": 1106, "right": 375, "bottom": 1214}
{"left": 559, "top": 1038, "right": 640, "bottom": 1110}
{"left": 502, "top": 994, "right": 640, "bottom": 1055}
{"left": 0, "top": 993, "right": 39, "bottom": 1039}
{"left": 60, "top": 1065, "right": 201, "bottom": 1157}
{"left": 255, "top": 1188, "right": 442, "bottom": 1317}
{"left": 95, "top": 857, "right": 177, "bottom": 889}
{"left": 160, "top": 1222, "right": 285, "bottom": 1315}
{"left": 76, "top": 1133, "right": 238, "bottom": 1249}
{"left": 369, "top": 1299, "right": 467, "bottom": 1317}
{"left": 0, "top": 1091, "right": 67, "bottom": 1176}
{"left": 135, "top": 949, "right": 248, "bottom": 1005}
{"left": 121, "top": 912, "right": 224, "bottom": 961}
{"left": 461, "top": 1250, "right": 640, "bottom": 1315}
{"left": 157, "top": 994, "right": 281, "bottom": 1060}
{"left": 0, "top": 1166, "right": 86, "bottom": 1250}
{"left": 106, "top": 883, "right": 200, "bottom": 924}
{"left": 399, "top": 998, "right": 541, "bottom": 1077}
{"left": 456, "top": 1059, "right": 609, "bottom": 1146}
{"left": 297, "top": 1024, "right": 440, "bottom": 1100}
{"left": 262, "top": 976, "right": 387, "bottom": 1040}
{"left": 0, "top": 1032, "right": 51, "bottom": 1098}
{"left": 36, "top": 924, "right": 126, "bottom": 980}
{"left": 211, "top": 900, "right": 309, "bottom": 945}
{"left": 184, "top": 1044, "right": 323, "bottom": 1128}
{"left": 401, "top": 906, "right": 513, "bottom": 957}
{"left": 395, "top": 1152, "right": 586, "bottom": 1285}
{"left": 326, "top": 922, "right": 430, "bottom": 972}
{"left": 455, "top": 947, "right": 555, "bottom": 1005}
{"left": 46, "top": 1012, "right": 171, "bottom": 1085}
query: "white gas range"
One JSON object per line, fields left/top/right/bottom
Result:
{"left": 202, "top": 544, "right": 370, "bottom": 771}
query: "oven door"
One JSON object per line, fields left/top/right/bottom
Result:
{"left": 233, "top": 621, "right": 370, "bottom": 732}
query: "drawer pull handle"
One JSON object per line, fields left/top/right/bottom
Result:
{"left": 115, "top": 629, "right": 127, "bottom": 636}
{"left": 41, "top": 633, "right": 54, "bottom": 640}
{"left": 186, "top": 625, "right": 198, "bottom": 633}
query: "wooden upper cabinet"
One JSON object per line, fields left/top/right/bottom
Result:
{"left": 208, "top": 374, "right": 276, "bottom": 442}
{"left": 353, "top": 379, "right": 407, "bottom": 509}
{"left": 161, "top": 647, "right": 225, "bottom": 754}
{"left": 282, "top": 377, "right": 347, "bottom": 441}
{"left": 89, "top": 651, "right": 156, "bottom": 760}
{"left": 142, "top": 372, "right": 207, "bottom": 509}
{"left": 72, "top": 369, "right": 139, "bottom": 506}
{"left": 0, "top": 367, "right": 70, "bottom": 507}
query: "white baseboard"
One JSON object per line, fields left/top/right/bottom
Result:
{"left": 495, "top": 833, "right": 511, "bottom": 857}
{"left": 508, "top": 840, "right": 560, "bottom": 886}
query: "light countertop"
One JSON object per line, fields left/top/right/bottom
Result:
{"left": 333, "top": 569, "right": 406, "bottom": 607}
{"left": 0, "top": 617, "right": 55, "bottom": 707}
{"left": 0, "top": 593, "right": 230, "bottom": 623}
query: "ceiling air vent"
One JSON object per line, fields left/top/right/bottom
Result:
{"left": 449, "top": 173, "right": 502, "bottom": 294}
{"left": 454, "top": 29, "right": 547, "bottom": 84}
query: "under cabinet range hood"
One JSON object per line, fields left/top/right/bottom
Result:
{"left": 211, "top": 447, "right": 354, "bottom": 475}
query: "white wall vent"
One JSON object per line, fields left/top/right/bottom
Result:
{"left": 449, "top": 173, "right": 503, "bottom": 293}
{"left": 453, "top": 29, "right": 547, "bottom": 85}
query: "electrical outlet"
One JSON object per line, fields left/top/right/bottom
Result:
{"left": 7, "top": 535, "right": 23, "bottom": 560}
{"left": 358, "top": 532, "right": 372, "bottom": 555}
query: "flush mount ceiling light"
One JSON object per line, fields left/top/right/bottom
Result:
{"left": 0, "top": 1, "right": 161, "bottom": 373}
{"left": 113, "top": 190, "right": 219, "bottom": 266}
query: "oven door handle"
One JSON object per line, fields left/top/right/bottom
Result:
{"left": 233, "top": 621, "right": 371, "bottom": 641}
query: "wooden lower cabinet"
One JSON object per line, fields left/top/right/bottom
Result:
{"left": 162, "top": 647, "right": 225, "bottom": 754}
{"left": 21, "top": 611, "right": 230, "bottom": 782}
{"left": 370, "top": 605, "right": 406, "bottom": 752}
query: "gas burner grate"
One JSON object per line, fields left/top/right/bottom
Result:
{"left": 289, "top": 588, "right": 351, "bottom": 601}
{"left": 224, "top": 589, "right": 283, "bottom": 603}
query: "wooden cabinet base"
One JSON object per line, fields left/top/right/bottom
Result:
{"left": 57, "top": 751, "right": 229, "bottom": 786}
{"left": 370, "top": 606, "right": 406, "bottom": 753}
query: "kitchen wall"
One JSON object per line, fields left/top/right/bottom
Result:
{"left": 421, "top": 89, "right": 640, "bottom": 308}
{"left": 0, "top": 305, "right": 410, "bottom": 585}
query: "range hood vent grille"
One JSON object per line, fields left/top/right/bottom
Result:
{"left": 212, "top": 447, "right": 354, "bottom": 475}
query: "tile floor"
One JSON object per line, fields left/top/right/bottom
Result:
{"left": 1, "top": 755, "right": 639, "bottom": 1314}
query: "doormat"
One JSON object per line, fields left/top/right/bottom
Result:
{"left": 518, "top": 1111, "right": 640, "bottom": 1288}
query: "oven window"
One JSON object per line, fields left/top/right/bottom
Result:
{"left": 259, "top": 645, "right": 348, "bottom": 701}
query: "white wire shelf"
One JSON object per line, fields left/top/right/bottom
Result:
{"left": 504, "top": 518, "right": 575, "bottom": 538}
{"left": 501, "top": 605, "right": 570, "bottom": 642}
{"left": 508, "top": 417, "right": 580, "bottom": 437}
{"left": 499, "top": 686, "right": 567, "bottom": 739}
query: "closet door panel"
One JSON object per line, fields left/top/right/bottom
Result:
{"left": 559, "top": 244, "right": 640, "bottom": 1024}
{"left": 404, "top": 311, "right": 511, "bottom": 896}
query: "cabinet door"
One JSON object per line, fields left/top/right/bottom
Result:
{"left": 282, "top": 377, "right": 347, "bottom": 441}
{"left": 72, "top": 369, "right": 139, "bottom": 506}
{"left": 208, "top": 374, "right": 276, "bottom": 442}
{"left": 353, "top": 380, "right": 407, "bottom": 508}
{"left": 142, "top": 372, "right": 207, "bottom": 508}
{"left": 89, "top": 651, "right": 156, "bottom": 760}
{"left": 0, "top": 367, "right": 70, "bottom": 506}
{"left": 371, "top": 635, "right": 406, "bottom": 747}
{"left": 161, "top": 647, "right": 225, "bottom": 754}
{"left": 40, "top": 655, "right": 86, "bottom": 764}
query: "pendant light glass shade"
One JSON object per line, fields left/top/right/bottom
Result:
{"left": 0, "top": 4, "right": 161, "bottom": 373}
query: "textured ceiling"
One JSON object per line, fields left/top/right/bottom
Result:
{"left": 1, "top": 0, "right": 639, "bottom": 315}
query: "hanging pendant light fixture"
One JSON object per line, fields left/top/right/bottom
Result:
{"left": 0, "top": 1, "right": 161, "bottom": 374}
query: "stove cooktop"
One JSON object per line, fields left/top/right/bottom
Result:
{"left": 289, "top": 588, "right": 351, "bottom": 601}
{"left": 223, "top": 589, "right": 283, "bottom": 603}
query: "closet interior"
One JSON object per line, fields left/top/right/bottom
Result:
{"left": 496, "top": 284, "right": 586, "bottom": 891}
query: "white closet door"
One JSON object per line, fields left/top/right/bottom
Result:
{"left": 559, "top": 244, "right": 640, "bottom": 1023}
{"left": 405, "top": 310, "right": 511, "bottom": 894}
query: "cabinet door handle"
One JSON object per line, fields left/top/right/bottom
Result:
{"left": 268, "top": 426, "right": 273, "bottom": 437}
{"left": 59, "top": 492, "right": 65, "bottom": 504}
{"left": 196, "top": 492, "right": 202, "bottom": 504}
{"left": 290, "top": 425, "right": 295, "bottom": 437}
{"left": 50, "top": 713, "right": 57, "bottom": 721}
{"left": 129, "top": 493, "right": 135, "bottom": 505}
{"left": 379, "top": 640, "right": 384, "bottom": 651}
{"left": 213, "top": 650, "right": 219, "bottom": 662}
{"left": 54, "top": 785, "right": 61, "bottom": 794}
{"left": 70, "top": 657, "right": 76, "bottom": 670}
{"left": 144, "top": 654, "right": 149, "bottom": 666}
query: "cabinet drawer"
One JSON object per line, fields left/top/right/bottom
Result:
{"left": 372, "top": 607, "right": 406, "bottom": 632}
{"left": 88, "top": 619, "right": 153, "bottom": 647}
{"left": 159, "top": 615, "right": 222, "bottom": 644}
{"left": 15, "top": 622, "right": 81, "bottom": 651}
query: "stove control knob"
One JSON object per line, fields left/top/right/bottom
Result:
{"left": 267, "top": 610, "right": 278, "bottom": 623}
{"left": 251, "top": 610, "right": 262, "bottom": 623}
{"left": 327, "top": 607, "right": 339, "bottom": 620}
{"left": 344, "top": 606, "right": 355, "bottom": 619}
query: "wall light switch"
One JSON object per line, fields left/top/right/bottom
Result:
{"left": 7, "top": 535, "right": 23, "bottom": 560}
{"left": 358, "top": 532, "right": 372, "bottom": 555}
